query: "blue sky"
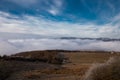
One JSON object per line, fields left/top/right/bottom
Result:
{"left": 0, "top": 0, "right": 120, "bottom": 38}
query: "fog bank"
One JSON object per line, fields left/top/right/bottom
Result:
{"left": 0, "top": 38, "right": 120, "bottom": 55}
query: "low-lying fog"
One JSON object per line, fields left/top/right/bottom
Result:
{"left": 0, "top": 38, "right": 120, "bottom": 55}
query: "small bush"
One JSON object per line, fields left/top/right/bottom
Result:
{"left": 0, "top": 61, "right": 13, "bottom": 80}
{"left": 12, "top": 51, "right": 65, "bottom": 64}
{"left": 84, "top": 56, "right": 120, "bottom": 80}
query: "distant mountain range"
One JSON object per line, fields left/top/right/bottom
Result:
{"left": 0, "top": 32, "right": 120, "bottom": 42}
{"left": 59, "top": 37, "right": 120, "bottom": 42}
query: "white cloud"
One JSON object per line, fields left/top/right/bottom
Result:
{"left": 0, "top": 39, "right": 18, "bottom": 55}
{"left": 7, "top": 0, "right": 63, "bottom": 15}
{"left": 0, "top": 38, "right": 120, "bottom": 55}
{"left": 0, "top": 10, "right": 120, "bottom": 55}
{"left": 48, "top": 7, "right": 59, "bottom": 16}
{"left": 47, "top": 0, "right": 63, "bottom": 15}
{"left": 0, "top": 11, "right": 120, "bottom": 38}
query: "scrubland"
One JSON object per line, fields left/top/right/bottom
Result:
{"left": 0, "top": 50, "right": 120, "bottom": 80}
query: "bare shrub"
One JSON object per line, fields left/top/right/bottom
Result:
{"left": 84, "top": 56, "right": 120, "bottom": 80}
{"left": 12, "top": 51, "right": 65, "bottom": 64}
{"left": 0, "top": 61, "right": 13, "bottom": 80}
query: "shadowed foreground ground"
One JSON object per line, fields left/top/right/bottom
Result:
{"left": 0, "top": 50, "right": 120, "bottom": 80}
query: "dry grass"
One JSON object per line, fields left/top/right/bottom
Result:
{"left": 0, "top": 51, "right": 120, "bottom": 80}
{"left": 64, "top": 52, "right": 120, "bottom": 64}
{"left": 84, "top": 56, "right": 120, "bottom": 80}
{"left": 11, "top": 50, "right": 65, "bottom": 64}
{"left": 23, "top": 65, "right": 89, "bottom": 80}
{"left": 25, "top": 67, "right": 88, "bottom": 76}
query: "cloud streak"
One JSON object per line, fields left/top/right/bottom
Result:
{"left": 0, "top": 11, "right": 120, "bottom": 38}
{"left": 6, "top": 0, "right": 63, "bottom": 15}
{"left": 47, "top": 0, "right": 63, "bottom": 15}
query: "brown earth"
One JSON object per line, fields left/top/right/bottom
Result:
{"left": 0, "top": 50, "right": 120, "bottom": 80}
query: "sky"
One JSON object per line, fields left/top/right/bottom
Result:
{"left": 0, "top": 0, "right": 120, "bottom": 38}
{"left": 1, "top": 0, "right": 120, "bottom": 54}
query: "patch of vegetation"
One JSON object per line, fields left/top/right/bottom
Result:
{"left": 0, "top": 60, "right": 13, "bottom": 80}
{"left": 23, "top": 66, "right": 89, "bottom": 79}
{"left": 0, "top": 50, "right": 119, "bottom": 80}
{"left": 11, "top": 50, "right": 67, "bottom": 64}
{"left": 84, "top": 56, "right": 120, "bottom": 80}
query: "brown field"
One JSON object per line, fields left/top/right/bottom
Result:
{"left": 0, "top": 50, "right": 120, "bottom": 80}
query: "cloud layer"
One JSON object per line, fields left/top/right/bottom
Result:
{"left": 0, "top": 12, "right": 120, "bottom": 55}
{"left": 0, "top": 11, "right": 120, "bottom": 38}
{"left": 0, "top": 38, "right": 120, "bottom": 55}
{"left": 0, "top": 11, "right": 120, "bottom": 55}
{"left": 0, "top": 1, "right": 120, "bottom": 55}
